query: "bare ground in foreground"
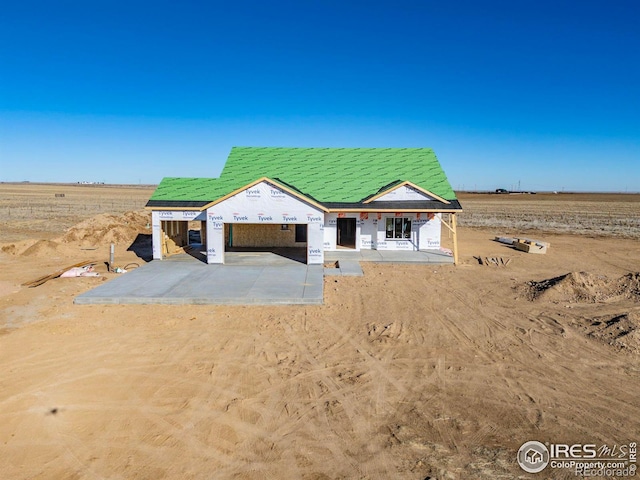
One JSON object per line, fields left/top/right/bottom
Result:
{"left": 0, "top": 185, "right": 639, "bottom": 479}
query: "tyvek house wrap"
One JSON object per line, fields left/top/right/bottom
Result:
{"left": 203, "top": 181, "right": 325, "bottom": 265}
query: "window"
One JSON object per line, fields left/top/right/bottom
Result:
{"left": 386, "top": 217, "right": 412, "bottom": 239}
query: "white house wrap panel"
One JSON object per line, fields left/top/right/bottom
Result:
{"left": 206, "top": 181, "right": 324, "bottom": 225}
{"left": 306, "top": 223, "right": 324, "bottom": 264}
{"left": 206, "top": 214, "right": 225, "bottom": 263}
{"left": 205, "top": 181, "right": 325, "bottom": 264}
{"left": 152, "top": 211, "right": 162, "bottom": 260}
{"left": 323, "top": 213, "right": 361, "bottom": 252}
{"left": 372, "top": 185, "right": 433, "bottom": 202}
{"left": 323, "top": 212, "right": 441, "bottom": 252}
{"left": 417, "top": 214, "right": 442, "bottom": 249}
{"left": 365, "top": 213, "right": 441, "bottom": 251}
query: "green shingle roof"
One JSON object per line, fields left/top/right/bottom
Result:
{"left": 149, "top": 147, "right": 457, "bottom": 204}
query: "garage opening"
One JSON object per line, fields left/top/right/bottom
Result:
{"left": 337, "top": 218, "right": 356, "bottom": 248}
{"left": 224, "top": 223, "right": 308, "bottom": 264}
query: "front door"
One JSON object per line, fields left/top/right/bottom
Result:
{"left": 336, "top": 218, "right": 356, "bottom": 248}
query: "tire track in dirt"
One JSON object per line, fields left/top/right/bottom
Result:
{"left": 156, "top": 330, "right": 271, "bottom": 469}
{"left": 37, "top": 328, "right": 268, "bottom": 474}
{"left": 494, "top": 308, "right": 640, "bottom": 443}
{"left": 321, "top": 316, "right": 410, "bottom": 397}
{"left": 413, "top": 282, "right": 589, "bottom": 455}
{"left": 310, "top": 311, "right": 438, "bottom": 476}
{"left": 148, "top": 317, "right": 373, "bottom": 477}
{"left": 276, "top": 320, "right": 385, "bottom": 473}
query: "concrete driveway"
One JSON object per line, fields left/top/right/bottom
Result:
{"left": 74, "top": 252, "right": 323, "bottom": 305}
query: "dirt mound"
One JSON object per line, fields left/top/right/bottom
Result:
{"left": 617, "top": 273, "right": 640, "bottom": 300}
{"left": 0, "top": 211, "right": 151, "bottom": 257}
{"left": 59, "top": 210, "right": 150, "bottom": 247}
{"left": 520, "top": 271, "right": 640, "bottom": 303}
{"left": 572, "top": 311, "right": 640, "bottom": 354}
{"left": 20, "top": 239, "right": 60, "bottom": 257}
{"left": 0, "top": 239, "right": 45, "bottom": 257}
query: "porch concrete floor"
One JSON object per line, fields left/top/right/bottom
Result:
{"left": 324, "top": 249, "right": 454, "bottom": 264}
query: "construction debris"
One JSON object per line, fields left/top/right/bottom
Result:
{"left": 494, "top": 236, "right": 550, "bottom": 254}
{"left": 21, "top": 260, "right": 98, "bottom": 288}
{"left": 474, "top": 256, "right": 512, "bottom": 267}
{"left": 60, "top": 265, "right": 100, "bottom": 278}
{"left": 513, "top": 239, "right": 548, "bottom": 254}
{"left": 495, "top": 236, "right": 515, "bottom": 245}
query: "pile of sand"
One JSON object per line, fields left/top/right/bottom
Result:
{"left": 0, "top": 211, "right": 151, "bottom": 257}
{"left": 20, "top": 239, "right": 61, "bottom": 257}
{"left": 1, "top": 240, "right": 35, "bottom": 256}
{"left": 60, "top": 211, "right": 150, "bottom": 246}
{"left": 0, "top": 238, "right": 56, "bottom": 257}
{"left": 520, "top": 271, "right": 640, "bottom": 303}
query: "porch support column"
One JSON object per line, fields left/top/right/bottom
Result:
{"left": 206, "top": 214, "right": 225, "bottom": 264}
{"left": 306, "top": 222, "right": 324, "bottom": 265}
{"left": 151, "top": 211, "right": 162, "bottom": 260}
{"left": 451, "top": 213, "right": 459, "bottom": 266}
{"left": 439, "top": 213, "right": 460, "bottom": 266}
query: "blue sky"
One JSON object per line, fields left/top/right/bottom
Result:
{"left": 1, "top": 0, "right": 638, "bottom": 191}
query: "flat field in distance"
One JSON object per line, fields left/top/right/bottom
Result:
{"left": 3, "top": 185, "right": 639, "bottom": 244}
{"left": 0, "top": 183, "right": 155, "bottom": 243}
{"left": 458, "top": 192, "right": 640, "bottom": 238}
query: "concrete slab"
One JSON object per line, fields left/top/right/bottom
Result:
{"left": 324, "top": 249, "right": 454, "bottom": 264}
{"left": 324, "top": 259, "right": 364, "bottom": 276}
{"left": 75, "top": 253, "right": 323, "bottom": 305}
{"left": 75, "top": 248, "right": 451, "bottom": 305}
{"left": 337, "top": 259, "right": 365, "bottom": 276}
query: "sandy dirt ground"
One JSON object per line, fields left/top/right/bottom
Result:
{"left": 1, "top": 185, "right": 639, "bottom": 479}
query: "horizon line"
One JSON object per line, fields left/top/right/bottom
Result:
{"left": 1, "top": 181, "right": 639, "bottom": 195}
